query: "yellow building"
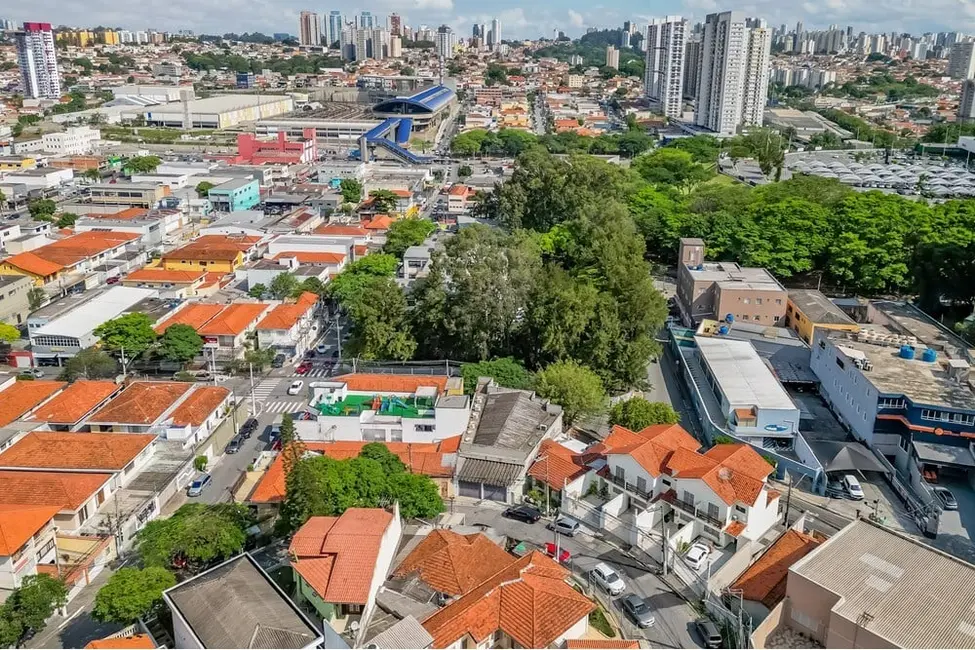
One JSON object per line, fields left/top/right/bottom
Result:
{"left": 56, "top": 29, "right": 95, "bottom": 47}
{"left": 98, "top": 30, "right": 120, "bottom": 45}
{"left": 0, "top": 156, "right": 38, "bottom": 171}
{"left": 158, "top": 235, "right": 259, "bottom": 273}
{"left": 785, "top": 289, "right": 860, "bottom": 344}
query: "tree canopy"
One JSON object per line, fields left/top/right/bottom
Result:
{"left": 339, "top": 178, "right": 363, "bottom": 204}
{"left": 383, "top": 219, "right": 436, "bottom": 258}
{"left": 0, "top": 323, "right": 19, "bottom": 343}
{"left": 125, "top": 155, "right": 162, "bottom": 174}
{"left": 0, "top": 575, "right": 68, "bottom": 647}
{"left": 136, "top": 503, "right": 252, "bottom": 572}
{"left": 58, "top": 347, "right": 119, "bottom": 381}
{"left": 93, "top": 567, "right": 176, "bottom": 624}
{"left": 534, "top": 360, "right": 607, "bottom": 425}
{"left": 460, "top": 357, "right": 533, "bottom": 394}
{"left": 609, "top": 397, "right": 680, "bottom": 430}
{"left": 158, "top": 324, "right": 204, "bottom": 364}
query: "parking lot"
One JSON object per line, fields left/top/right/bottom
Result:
{"left": 927, "top": 475, "right": 975, "bottom": 563}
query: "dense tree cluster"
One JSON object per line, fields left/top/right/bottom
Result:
{"left": 136, "top": 503, "right": 253, "bottom": 572}
{"left": 452, "top": 128, "right": 653, "bottom": 158}
{"left": 0, "top": 575, "right": 67, "bottom": 647}
{"left": 182, "top": 51, "right": 343, "bottom": 75}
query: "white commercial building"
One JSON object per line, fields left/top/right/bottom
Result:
{"left": 436, "top": 25, "right": 455, "bottom": 58}
{"left": 15, "top": 22, "right": 60, "bottom": 99}
{"left": 41, "top": 126, "right": 101, "bottom": 156}
{"left": 605, "top": 45, "right": 620, "bottom": 69}
{"left": 949, "top": 41, "right": 975, "bottom": 79}
{"left": 645, "top": 16, "right": 688, "bottom": 119}
{"left": 695, "top": 11, "right": 772, "bottom": 136}
{"left": 122, "top": 94, "right": 294, "bottom": 129}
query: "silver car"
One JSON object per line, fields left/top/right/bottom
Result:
{"left": 622, "top": 594, "right": 655, "bottom": 628}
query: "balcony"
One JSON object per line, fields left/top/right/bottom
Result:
{"left": 661, "top": 491, "right": 725, "bottom": 529}
{"left": 607, "top": 474, "right": 652, "bottom": 500}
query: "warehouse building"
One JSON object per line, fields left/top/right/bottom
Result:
{"left": 122, "top": 94, "right": 295, "bottom": 129}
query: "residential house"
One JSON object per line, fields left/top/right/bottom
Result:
{"left": 0, "top": 230, "right": 139, "bottom": 287}
{"left": 159, "top": 234, "right": 262, "bottom": 273}
{"left": 0, "top": 274, "right": 32, "bottom": 325}
{"left": 290, "top": 507, "right": 402, "bottom": 645}
{"left": 446, "top": 184, "right": 475, "bottom": 214}
{"left": 22, "top": 380, "right": 123, "bottom": 431}
{"left": 153, "top": 302, "right": 226, "bottom": 334}
{"left": 0, "top": 379, "right": 67, "bottom": 430}
{"left": 207, "top": 178, "right": 261, "bottom": 212}
{"left": 197, "top": 302, "right": 274, "bottom": 359}
{"left": 392, "top": 529, "right": 514, "bottom": 598}
{"left": 785, "top": 289, "right": 859, "bottom": 345}
{"left": 164, "top": 553, "right": 323, "bottom": 650}
{"left": 84, "top": 633, "right": 156, "bottom": 649}
{"left": 455, "top": 381, "right": 562, "bottom": 504}
{"left": 303, "top": 374, "right": 470, "bottom": 444}
{"left": 526, "top": 438, "right": 590, "bottom": 511}
{"left": 0, "top": 470, "right": 115, "bottom": 533}
{"left": 122, "top": 268, "right": 208, "bottom": 299}
{"left": 0, "top": 504, "right": 59, "bottom": 591}
{"left": 255, "top": 292, "right": 320, "bottom": 359}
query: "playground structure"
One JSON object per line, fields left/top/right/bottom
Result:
{"left": 314, "top": 392, "right": 436, "bottom": 418}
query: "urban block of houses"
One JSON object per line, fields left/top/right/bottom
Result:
{"left": 159, "top": 234, "right": 262, "bottom": 273}
{"left": 301, "top": 374, "right": 469, "bottom": 444}
{"left": 0, "top": 379, "right": 68, "bottom": 430}
{"left": 0, "top": 230, "right": 139, "bottom": 286}
{"left": 21, "top": 380, "right": 123, "bottom": 431}
{"left": 197, "top": 302, "right": 274, "bottom": 358}
{"left": 289, "top": 507, "right": 402, "bottom": 645}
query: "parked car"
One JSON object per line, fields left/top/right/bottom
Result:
{"left": 543, "top": 542, "right": 571, "bottom": 564}
{"left": 105, "top": 276, "right": 120, "bottom": 284}
{"left": 331, "top": 349, "right": 340, "bottom": 358}
{"left": 187, "top": 473, "right": 211, "bottom": 497}
{"left": 621, "top": 594, "right": 655, "bottom": 628}
{"left": 287, "top": 380, "right": 304, "bottom": 395}
{"left": 22, "top": 368, "right": 44, "bottom": 378}
{"left": 305, "top": 349, "right": 316, "bottom": 359}
{"left": 547, "top": 516, "right": 581, "bottom": 537}
{"left": 685, "top": 542, "right": 711, "bottom": 571}
{"left": 317, "top": 343, "right": 328, "bottom": 354}
{"left": 502, "top": 504, "right": 541, "bottom": 524}
{"left": 295, "top": 361, "right": 312, "bottom": 375}
{"left": 934, "top": 486, "right": 959, "bottom": 510}
{"left": 240, "top": 418, "right": 258, "bottom": 439}
{"left": 826, "top": 478, "right": 846, "bottom": 498}
{"left": 843, "top": 474, "right": 864, "bottom": 500}
{"left": 226, "top": 435, "right": 243, "bottom": 454}
{"left": 591, "top": 562, "right": 626, "bottom": 595}
{"left": 272, "top": 354, "right": 286, "bottom": 368}
{"left": 695, "top": 618, "right": 722, "bottom": 648}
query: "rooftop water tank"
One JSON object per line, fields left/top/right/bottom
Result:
{"left": 718, "top": 325, "right": 729, "bottom": 335}
{"left": 725, "top": 314, "right": 735, "bottom": 323}
{"left": 899, "top": 345, "right": 915, "bottom": 360}
{"left": 922, "top": 348, "right": 937, "bottom": 363}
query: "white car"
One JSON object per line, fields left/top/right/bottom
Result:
{"left": 591, "top": 562, "right": 626, "bottom": 595}
{"left": 685, "top": 542, "right": 711, "bottom": 571}
{"left": 317, "top": 343, "right": 327, "bottom": 354}
{"left": 843, "top": 474, "right": 864, "bottom": 500}
{"left": 287, "top": 380, "right": 304, "bottom": 395}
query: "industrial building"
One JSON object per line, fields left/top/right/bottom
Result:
{"left": 122, "top": 94, "right": 294, "bottom": 129}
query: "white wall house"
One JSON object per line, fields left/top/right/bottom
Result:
{"left": 41, "top": 126, "right": 100, "bottom": 155}
{"left": 0, "top": 508, "right": 57, "bottom": 590}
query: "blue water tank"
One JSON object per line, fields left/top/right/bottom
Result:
{"left": 900, "top": 345, "right": 915, "bottom": 360}
{"left": 718, "top": 325, "right": 729, "bottom": 335}
{"left": 922, "top": 348, "right": 937, "bottom": 363}
{"left": 725, "top": 314, "right": 735, "bottom": 323}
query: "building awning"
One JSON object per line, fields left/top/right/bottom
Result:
{"left": 815, "top": 441, "right": 890, "bottom": 474}
{"left": 913, "top": 441, "right": 975, "bottom": 468}
{"left": 456, "top": 458, "right": 523, "bottom": 487}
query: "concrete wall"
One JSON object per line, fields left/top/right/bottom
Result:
{"left": 554, "top": 614, "right": 589, "bottom": 646}
{"left": 751, "top": 600, "right": 785, "bottom": 649}
{"left": 810, "top": 330, "right": 879, "bottom": 445}
{"left": 715, "top": 286, "right": 787, "bottom": 326}
{"left": 359, "top": 504, "right": 403, "bottom": 646}
{"left": 600, "top": 492, "right": 628, "bottom": 539}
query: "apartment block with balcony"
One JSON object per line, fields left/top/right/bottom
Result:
{"left": 675, "top": 238, "right": 787, "bottom": 327}
{"left": 255, "top": 291, "right": 320, "bottom": 358}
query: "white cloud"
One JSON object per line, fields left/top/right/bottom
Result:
{"left": 568, "top": 9, "right": 585, "bottom": 27}
{"left": 410, "top": 0, "right": 454, "bottom": 12}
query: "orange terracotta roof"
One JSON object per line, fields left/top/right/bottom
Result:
{"left": 0, "top": 380, "right": 66, "bottom": 427}
{"left": 289, "top": 509, "right": 394, "bottom": 605}
{"left": 31, "top": 231, "right": 139, "bottom": 268}
{"left": 421, "top": 551, "right": 595, "bottom": 649}
{"left": 161, "top": 245, "right": 243, "bottom": 262}
{"left": 354, "top": 244, "right": 368, "bottom": 257}
{"left": 28, "top": 380, "right": 120, "bottom": 424}
{"left": 272, "top": 251, "right": 346, "bottom": 264}
{"left": 363, "top": 215, "right": 395, "bottom": 230}
{"left": 730, "top": 529, "right": 821, "bottom": 608}
{"left": 447, "top": 184, "right": 471, "bottom": 196}
{"left": 125, "top": 268, "right": 206, "bottom": 283}
{"left": 85, "top": 634, "right": 155, "bottom": 649}
{"left": 153, "top": 302, "right": 225, "bottom": 333}
{"left": 314, "top": 224, "right": 369, "bottom": 237}
{"left": 332, "top": 373, "right": 448, "bottom": 394}
{"left": 256, "top": 298, "right": 317, "bottom": 331}
{"left": 109, "top": 207, "right": 149, "bottom": 220}
{"left": 0, "top": 470, "right": 112, "bottom": 511}
{"left": 528, "top": 440, "right": 588, "bottom": 490}
{"left": 599, "top": 424, "right": 701, "bottom": 478}
{"left": 566, "top": 641, "right": 640, "bottom": 649}
{"left": 0, "top": 431, "right": 155, "bottom": 471}
{"left": 169, "top": 386, "right": 230, "bottom": 427}
{"left": 197, "top": 303, "right": 269, "bottom": 336}
{"left": 1, "top": 251, "right": 64, "bottom": 276}
{"left": 724, "top": 520, "right": 746, "bottom": 538}
{"left": 700, "top": 445, "right": 775, "bottom": 506}
{"left": 0, "top": 504, "right": 59, "bottom": 555}
{"left": 394, "top": 530, "right": 515, "bottom": 596}
{"left": 88, "top": 381, "right": 192, "bottom": 425}
{"left": 248, "top": 438, "right": 456, "bottom": 504}
{"left": 389, "top": 189, "right": 411, "bottom": 198}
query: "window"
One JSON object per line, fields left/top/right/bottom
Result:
{"left": 682, "top": 490, "right": 695, "bottom": 506}
{"left": 707, "top": 502, "right": 720, "bottom": 520}
{"left": 835, "top": 357, "right": 845, "bottom": 370}
{"left": 636, "top": 476, "right": 647, "bottom": 493}
{"left": 776, "top": 298, "right": 783, "bottom": 305}
{"left": 735, "top": 504, "right": 746, "bottom": 514}
{"left": 662, "top": 477, "right": 672, "bottom": 487}
{"left": 755, "top": 315, "right": 761, "bottom": 321}
{"left": 743, "top": 298, "right": 750, "bottom": 304}
{"left": 756, "top": 298, "right": 763, "bottom": 305}
{"left": 742, "top": 315, "right": 749, "bottom": 320}
{"left": 35, "top": 537, "right": 55, "bottom": 560}
{"left": 877, "top": 397, "right": 906, "bottom": 410}
{"left": 614, "top": 465, "right": 625, "bottom": 481}
{"left": 416, "top": 424, "right": 435, "bottom": 432}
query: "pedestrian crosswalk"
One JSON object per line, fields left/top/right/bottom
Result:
{"left": 252, "top": 379, "right": 280, "bottom": 402}
{"left": 295, "top": 368, "right": 333, "bottom": 378}
{"left": 263, "top": 400, "right": 310, "bottom": 414}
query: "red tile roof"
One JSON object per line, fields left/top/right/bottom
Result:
{"left": 730, "top": 529, "right": 821, "bottom": 608}
{"left": 0, "top": 470, "right": 112, "bottom": 511}
{"left": 85, "top": 634, "right": 155, "bottom": 649}
{"left": 289, "top": 509, "right": 394, "bottom": 605}
{"left": 0, "top": 380, "right": 66, "bottom": 427}
{"left": 272, "top": 251, "right": 346, "bottom": 264}
{"left": 314, "top": 224, "right": 369, "bottom": 237}
{"left": 528, "top": 439, "right": 589, "bottom": 490}
{"left": 197, "top": 303, "right": 269, "bottom": 336}
{"left": 394, "top": 530, "right": 515, "bottom": 596}
{"left": 2, "top": 251, "right": 64, "bottom": 276}
{"left": 248, "top": 438, "right": 456, "bottom": 504}
{"left": 256, "top": 298, "right": 317, "bottom": 331}
{"left": 88, "top": 381, "right": 191, "bottom": 425}
{"left": 169, "top": 386, "right": 230, "bottom": 427}
{"left": 0, "top": 432, "right": 156, "bottom": 471}
{"left": 331, "top": 373, "right": 448, "bottom": 394}
{"left": 153, "top": 302, "right": 225, "bottom": 333}
{"left": 566, "top": 641, "right": 640, "bottom": 649}
{"left": 597, "top": 424, "right": 701, "bottom": 478}
{"left": 0, "top": 504, "right": 59, "bottom": 555}
{"left": 28, "top": 380, "right": 120, "bottom": 424}
{"left": 421, "top": 551, "right": 595, "bottom": 649}
{"left": 665, "top": 443, "right": 774, "bottom": 506}
{"left": 362, "top": 215, "right": 395, "bottom": 230}
{"left": 125, "top": 268, "right": 207, "bottom": 283}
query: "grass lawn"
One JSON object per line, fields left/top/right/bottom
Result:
{"left": 589, "top": 607, "right": 616, "bottom": 637}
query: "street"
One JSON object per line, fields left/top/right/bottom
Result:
{"left": 453, "top": 501, "right": 703, "bottom": 649}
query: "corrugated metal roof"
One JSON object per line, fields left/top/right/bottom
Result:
{"left": 367, "top": 615, "right": 433, "bottom": 649}
{"left": 456, "top": 458, "right": 523, "bottom": 487}
{"left": 790, "top": 519, "right": 975, "bottom": 648}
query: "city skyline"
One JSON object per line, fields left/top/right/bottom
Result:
{"left": 4, "top": 0, "right": 975, "bottom": 42}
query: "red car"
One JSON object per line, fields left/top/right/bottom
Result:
{"left": 544, "top": 542, "right": 571, "bottom": 564}
{"left": 295, "top": 361, "right": 312, "bottom": 375}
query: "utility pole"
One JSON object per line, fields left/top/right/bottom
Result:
{"left": 119, "top": 344, "right": 127, "bottom": 379}
{"left": 249, "top": 362, "right": 257, "bottom": 415}
{"left": 784, "top": 474, "right": 795, "bottom": 526}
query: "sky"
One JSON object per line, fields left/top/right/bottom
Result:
{"left": 7, "top": 0, "right": 975, "bottom": 40}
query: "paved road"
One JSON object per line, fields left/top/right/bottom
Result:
{"left": 454, "top": 502, "right": 703, "bottom": 649}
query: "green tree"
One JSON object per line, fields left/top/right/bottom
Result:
{"left": 27, "top": 287, "right": 46, "bottom": 312}
{"left": 327, "top": 254, "right": 398, "bottom": 305}
{"left": 345, "top": 277, "right": 416, "bottom": 360}
{"left": 389, "top": 472, "right": 444, "bottom": 518}
{"left": 269, "top": 272, "right": 299, "bottom": 300}
{"left": 609, "top": 397, "right": 680, "bottom": 430}
{"left": 383, "top": 219, "right": 436, "bottom": 258}
{"left": 460, "top": 357, "right": 533, "bottom": 394}
{"left": 458, "top": 164, "right": 473, "bottom": 178}
{"left": 369, "top": 189, "right": 400, "bottom": 214}
{"left": 137, "top": 503, "right": 251, "bottom": 571}
{"left": 58, "top": 347, "right": 119, "bottom": 381}
{"left": 27, "top": 198, "right": 56, "bottom": 219}
{"left": 242, "top": 347, "right": 276, "bottom": 371}
{"left": 632, "top": 149, "right": 713, "bottom": 193}
{"left": 663, "top": 135, "right": 720, "bottom": 163}
{"left": 55, "top": 212, "right": 78, "bottom": 228}
{"left": 534, "top": 360, "right": 607, "bottom": 425}
{"left": 82, "top": 168, "right": 101, "bottom": 182}
{"left": 93, "top": 313, "right": 157, "bottom": 362}
{"left": 339, "top": 178, "right": 363, "bottom": 203}
{"left": 248, "top": 283, "right": 268, "bottom": 299}
{"left": 159, "top": 324, "right": 204, "bottom": 364}
{"left": 93, "top": 567, "right": 176, "bottom": 624}
{"left": 359, "top": 442, "right": 407, "bottom": 475}
{"left": 0, "top": 574, "right": 68, "bottom": 646}
{"left": 195, "top": 181, "right": 215, "bottom": 197}
{"left": 0, "top": 322, "right": 19, "bottom": 343}
{"left": 125, "top": 155, "right": 162, "bottom": 174}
